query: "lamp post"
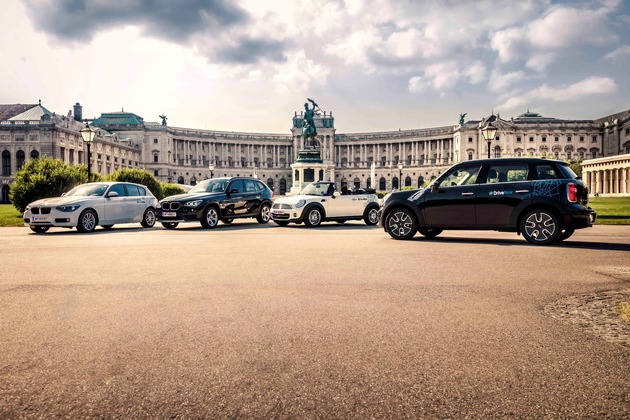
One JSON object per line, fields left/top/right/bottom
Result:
{"left": 80, "top": 122, "right": 96, "bottom": 182}
{"left": 481, "top": 122, "right": 498, "bottom": 159}
{"left": 208, "top": 162, "right": 215, "bottom": 179}
{"left": 397, "top": 161, "right": 404, "bottom": 189}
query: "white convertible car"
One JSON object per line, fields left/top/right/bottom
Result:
{"left": 271, "top": 181, "right": 380, "bottom": 227}
{"left": 23, "top": 182, "right": 158, "bottom": 233}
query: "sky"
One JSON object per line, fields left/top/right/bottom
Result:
{"left": 1, "top": 0, "right": 629, "bottom": 134}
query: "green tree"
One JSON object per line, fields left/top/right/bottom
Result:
{"left": 9, "top": 157, "right": 98, "bottom": 213}
{"left": 161, "top": 183, "right": 186, "bottom": 198}
{"left": 569, "top": 160, "right": 582, "bottom": 177}
{"left": 105, "top": 168, "right": 163, "bottom": 199}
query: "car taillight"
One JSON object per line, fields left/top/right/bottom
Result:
{"left": 567, "top": 183, "right": 578, "bottom": 203}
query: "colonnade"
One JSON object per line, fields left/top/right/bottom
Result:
{"left": 173, "top": 138, "right": 293, "bottom": 168}
{"left": 334, "top": 138, "right": 452, "bottom": 167}
{"left": 582, "top": 154, "right": 630, "bottom": 196}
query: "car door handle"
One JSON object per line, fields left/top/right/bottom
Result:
{"left": 461, "top": 192, "right": 474, "bottom": 196}
{"left": 516, "top": 190, "right": 529, "bottom": 193}
{"left": 351, "top": 198, "right": 357, "bottom": 201}
{"left": 321, "top": 199, "right": 326, "bottom": 202}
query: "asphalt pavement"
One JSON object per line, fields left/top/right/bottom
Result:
{"left": 0, "top": 223, "right": 629, "bottom": 418}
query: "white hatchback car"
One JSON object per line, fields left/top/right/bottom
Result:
{"left": 271, "top": 181, "right": 380, "bottom": 227}
{"left": 23, "top": 182, "right": 158, "bottom": 233}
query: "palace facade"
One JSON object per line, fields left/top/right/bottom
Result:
{"left": 1, "top": 101, "right": 629, "bottom": 203}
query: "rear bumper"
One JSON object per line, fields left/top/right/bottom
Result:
{"left": 562, "top": 205, "right": 596, "bottom": 229}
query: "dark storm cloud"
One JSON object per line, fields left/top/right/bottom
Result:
{"left": 213, "top": 37, "right": 291, "bottom": 64}
{"left": 24, "top": 0, "right": 248, "bottom": 44}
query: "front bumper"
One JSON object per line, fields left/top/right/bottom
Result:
{"left": 270, "top": 207, "right": 305, "bottom": 223}
{"left": 23, "top": 209, "right": 80, "bottom": 228}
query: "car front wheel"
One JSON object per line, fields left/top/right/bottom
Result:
{"left": 364, "top": 207, "right": 380, "bottom": 225}
{"left": 141, "top": 208, "right": 156, "bottom": 228}
{"left": 304, "top": 207, "right": 323, "bottom": 227}
{"left": 76, "top": 209, "right": 98, "bottom": 233}
{"left": 257, "top": 203, "right": 271, "bottom": 224}
{"left": 385, "top": 207, "right": 417, "bottom": 240}
{"left": 201, "top": 206, "right": 219, "bottom": 229}
{"left": 520, "top": 209, "right": 561, "bottom": 245}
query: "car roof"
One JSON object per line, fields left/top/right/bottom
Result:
{"left": 456, "top": 157, "right": 567, "bottom": 165}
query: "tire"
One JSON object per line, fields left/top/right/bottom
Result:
{"left": 221, "top": 218, "right": 234, "bottom": 225}
{"left": 201, "top": 206, "right": 219, "bottom": 229}
{"left": 76, "top": 209, "right": 98, "bottom": 233}
{"left": 364, "top": 207, "right": 380, "bottom": 226}
{"left": 520, "top": 209, "right": 561, "bottom": 245}
{"left": 30, "top": 226, "right": 49, "bottom": 234}
{"left": 161, "top": 222, "right": 178, "bottom": 229}
{"left": 101, "top": 225, "right": 114, "bottom": 230}
{"left": 384, "top": 207, "right": 417, "bottom": 240}
{"left": 141, "top": 208, "right": 156, "bottom": 228}
{"left": 419, "top": 228, "right": 442, "bottom": 238}
{"left": 275, "top": 221, "right": 289, "bottom": 227}
{"left": 558, "top": 228, "right": 575, "bottom": 242}
{"left": 304, "top": 207, "right": 323, "bottom": 227}
{"left": 257, "top": 203, "right": 271, "bottom": 224}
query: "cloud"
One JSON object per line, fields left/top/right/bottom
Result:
{"left": 489, "top": 70, "right": 525, "bottom": 92}
{"left": 272, "top": 50, "right": 330, "bottom": 94}
{"left": 604, "top": 45, "right": 630, "bottom": 59}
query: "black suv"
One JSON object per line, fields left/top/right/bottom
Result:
{"left": 380, "top": 158, "right": 596, "bottom": 245}
{"left": 157, "top": 177, "right": 273, "bottom": 229}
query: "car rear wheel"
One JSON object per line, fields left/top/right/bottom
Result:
{"left": 419, "top": 228, "right": 442, "bottom": 238}
{"left": 141, "top": 208, "right": 156, "bottom": 228}
{"left": 385, "top": 208, "right": 417, "bottom": 240}
{"left": 161, "top": 222, "right": 178, "bottom": 229}
{"left": 257, "top": 203, "right": 271, "bottom": 224}
{"left": 30, "top": 226, "right": 49, "bottom": 234}
{"left": 76, "top": 209, "right": 97, "bottom": 233}
{"left": 304, "top": 207, "right": 323, "bottom": 227}
{"left": 364, "top": 207, "right": 380, "bottom": 225}
{"left": 520, "top": 209, "right": 561, "bottom": 245}
{"left": 201, "top": 206, "right": 219, "bottom": 229}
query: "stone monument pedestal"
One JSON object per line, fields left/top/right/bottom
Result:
{"left": 288, "top": 148, "right": 335, "bottom": 195}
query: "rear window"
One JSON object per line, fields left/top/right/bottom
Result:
{"left": 535, "top": 164, "right": 560, "bottom": 180}
{"left": 485, "top": 164, "right": 529, "bottom": 183}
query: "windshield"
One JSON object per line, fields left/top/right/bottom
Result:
{"left": 188, "top": 179, "right": 229, "bottom": 193}
{"left": 65, "top": 183, "right": 109, "bottom": 197}
{"left": 300, "top": 182, "right": 332, "bottom": 196}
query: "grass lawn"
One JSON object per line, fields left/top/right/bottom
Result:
{"left": 588, "top": 197, "right": 630, "bottom": 225}
{"left": 0, "top": 204, "right": 23, "bottom": 227}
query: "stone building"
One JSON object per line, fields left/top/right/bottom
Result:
{"left": 1, "top": 101, "right": 629, "bottom": 203}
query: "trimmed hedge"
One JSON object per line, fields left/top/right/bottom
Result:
{"left": 105, "top": 168, "right": 163, "bottom": 200}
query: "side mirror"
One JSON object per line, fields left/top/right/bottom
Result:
{"left": 107, "top": 191, "right": 119, "bottom": 197}
{"left": 227, "top": 188, "right": 239, "bottom": 195}
{"left": 431, "top": 183, "right": 439, "bottom": 193}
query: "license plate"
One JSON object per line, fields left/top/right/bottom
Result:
{"left": 272, "top": 210, "right": 284, "bottom": 215}
{"left": 31, "top": 216, "right": 49, "bottom": 222}
{"left": 162, "top": 212, "right": 177, "bottom": 217}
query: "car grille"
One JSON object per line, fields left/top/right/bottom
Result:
{"left": 272, "top": 203, "right": 292, "bottom": 210}
{"left": 272, "top": 213, "right": 290, "bottom": 220}
{"left": 31, "top": 207, "right": 51, "bottom": 215}
{"left": 161, "top": 202, "right": 180, "bottom": 211}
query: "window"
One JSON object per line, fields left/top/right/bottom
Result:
{"left": 468, "top": 151, "right": 473, "bottom": 160}
{"left": 153, "top": 138, "right": 158, "bottom": 144}
{"left": 567, "top": 136, "right": 572, "bottom": 142}
{"left": 555, "top": 137, "right": 559, "bottom": 142}
{"left": 30, "top": 150, "right": 39, "bottom": 159}
{"left": 438, "top": 164, "right": 482, "bottom": 187}
{"left": 542, "top": 136, "right": 547, "bottom": 142}
{"left": 529, "top": 137, "right": 534, "bottom": 142}
{"left": 16, "top": 150, "right": 25, "bottom": 170}
{"left": 229, "top": 180, "right": 245, "bottom": 193}
{"left": 154, "top": 170, "right": 159, "bottom": 176}
{"left": 579, "top": 151, "right": 584, "bottom": 160}
{"left": 516, "top": 136, "right": 522, "bottom": 142}
{"left": 536, "top": 165, "right": 559, "bottom": 180}
{"left": 567, "top": 152, "right": 572, "bottom": 160}
{"left": 486, "top": 164, "right": 528, "bottom": 183}
{"left": 592, "top": 151, "right": 598, "bottom": 159}
{"left": 2, "top": 150, "right": 10, "bottom": 176}
{"left": 392, "top": 177, "right": 399, "bottom": 189}
{"left": 592, "top": 136, "right": 597, "bottom": 142}
{"left": 244, "top": 179, "right": 259, "bottom": 192}
{"left": 493, "top": 146, "right": 501, "bottom": 158}
{"left": 379, "top": 177, "right": 386, "bottom": 190}
{"left": 468, "top": 137, "right": 473, "bottom": 143}
{"left": 579, "top": 136, "right": 584, "bottom": 142}
{"left": 153, "top": 153, "right": 158, "bottom": 163}
{"left": 555, "top": 151, "right": 559, "bottom": 159}
{"left": 108, "top": 184, "right": 126, "bottom": 196}
{"left": 126, "top": 184, "right": 141, "bottom": 196}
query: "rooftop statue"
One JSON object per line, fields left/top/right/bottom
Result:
{"left": 159, "top": 114, "right": 167, "bottom": 126}
{"left": 303, "top": 98, "right": 321, "bottom": 148}
{"left": 459, "top": 112, "right": 467, "bottom": 125}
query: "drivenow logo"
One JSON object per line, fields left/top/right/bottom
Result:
{"left": 489, "top": 190, "right": 513, "bottom": 196}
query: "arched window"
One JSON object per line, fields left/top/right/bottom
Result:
{"left": 354, "top": 177, "right": 360, "bottom": 189}
{"left": 177, "top": 176, "right": 184, "bottom": 184}
{"left": 0, "top": 185, "right": 9, "bottom": 204}
{"left": 153, "top": 152, "right": 159, "bottom": 163}
{"left": 2, "top": 150, "right": 10, "bottom": 176}
{"left": 16, "top": 150, "right": 25, "bottom": 170}
{"left": 418, "top": 176, "right": 425, "bottom": 187}
{"left": 267, "top": 178, "right": 274, "bottom": 191}
{"left": 392, "top": 177, "right": 399, "bottom": 189}
{"left": 341, "top": 178, "right": 348, "bottom": 189}
{"left": 405, "top": 176, "right": 412, "bottom": 187}
{"left": 366, "top": 177, "right": 372, "bottom": 188}
{"left": 30, "top": 150, "right": 39, "bottom": 159}
{"left": 493, "top": 146, "right": 501, "bottom": 158}
{"left": 190, "top": 176, "right": 197, "bottom": 186}
{"left": 379, "top": 177, "right": 386, "bottom": 191}
{"left": 468, "top": 151, "right": 473, "bottom": 160}
{"left": 279, "top": 178, "right": 287, "bottom": 195}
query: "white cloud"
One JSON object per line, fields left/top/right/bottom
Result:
{"left": 463, "top": 61, "right": 487, "bottom": 85}
{"left": 489, "top": 70, "right": 526, "bottom": 92}
{"left": 526, "top": 53, "right": 555, "bottom": 72}
{"left": 272, "top": 50, "right": 330, "bottom": 94}
{"left": 604, "top": 45, "right": 630, "bottom": 59}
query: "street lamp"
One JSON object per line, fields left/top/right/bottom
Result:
{"left": 481, "top": 122, "right": 498, "bottom": 159}
{"left": 397, "top": 161, "right": 404, "bottom": 189}
{"left": 80, "top": 122, "right": 96, "bottom": 182}
{"left": 208, "top": 162, "right": 215, "bottom": 179}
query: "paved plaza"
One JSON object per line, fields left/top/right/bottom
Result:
{"left": 1, "top": 224, "right": 629, "bottom": 417}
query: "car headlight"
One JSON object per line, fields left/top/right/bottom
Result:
{"left": 56, "top": 204, "right": 81, "bottom": 212}
{"left": 295, "top": 199, "right": 306, "bottom": 208}
{"left": 185, "top": 200, "right": 203, "bottom": 207}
